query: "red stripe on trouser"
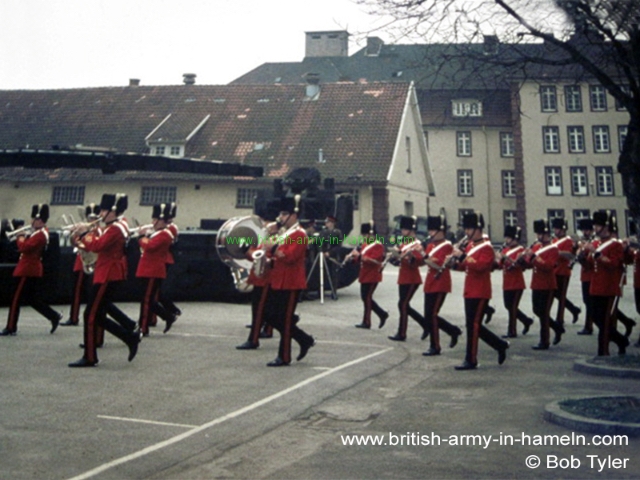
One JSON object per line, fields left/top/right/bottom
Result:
{"left": 363, "top": 284, "right": 376, "bottom": 327}
{"left": 70, "top": 271, "right": 85, "bottom": 323}
{"left": 430, "top": 292, "right": 446, "bottom": 350}
{"left": 85, "top": 283, "right": 108, "bottom": 364}
{"left": 7, "top": 277, "right": 27, "bottom": 331}
{"left": 139, "top": 279, "right": 156, "bottom": 334}
{"left": 150, "top": 289, "right": 159, "bottom": 326}
{"left": 508, "top": 290, "right": 522, "bottom": 336}
{"left": 251, "top": 286, "right": 270, "bottom": 345}
{"left": 470, "top": 299, "right": 486, "bottom": 365}
{"left": 281, "top": 291, "right": 297, "bottom": 364}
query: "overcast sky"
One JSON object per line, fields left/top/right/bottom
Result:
{"left": 0, "top": 0, "right": 394, "bottom": 90}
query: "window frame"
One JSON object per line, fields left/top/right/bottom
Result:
{"left": 589, "top": 85, "right": 608, "bottom": 111}
{"left": 140, "top": 186, "right": 177, "bottom": 206}
{"left": 567, "top": 125, "right": 585, "bottom": 153}
{"left": 545, "top": 166, "right": 563, "bottom": 196}
{"left": 618, "top": 125, "right": 628, "bottom": 153}
{"left": 457, "top": 169, "right": 474, "bottom": 197}
{"left": 594, "top": 166, "right": 615, "bottom": 196}
{"left": 500, "top": 132, "right": 514, "bottom": 157}
{"left": 592, "top": 125, "right": 611, "bottom": 153}
{"left": 501, "top": 170, "right": 516, "bottom": 198}
{"left": 456, "top": 131, "right": 472, "bottom": 157}
{"left": 564, "top": 85, "right": 583, "bottom": 112}
{"left": 569, "top": 166, "right": 589, "bottom": 196}
{"left": 573, "top": 209, "right": 591, "bottom": 233}
{"left": 540, "top": 85, "right": 558, "bottom": 112}
{"left": 542, "top": 126, "right": 561, "bottom": 153}
{"left": 51, "top": 185, "right": 85, "bottom": 206}
{"left": 503, "top": 210, "right": 518, "bottom": 228}
{"left": 236, "top": 188, "right": 259, "bottom": 209}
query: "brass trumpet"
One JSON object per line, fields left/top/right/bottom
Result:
{"left": 6, "top": 224, "right": 33, "bottom": 241}
{"left": 129, "top": 224, "right": 154, "bottom": 238}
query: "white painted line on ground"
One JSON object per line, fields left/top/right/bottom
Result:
{"left": 97, "top": 415, "right": 197, "bottom": 429}
{"left": 67, "top": 347, "right": 393, "bottom": 480}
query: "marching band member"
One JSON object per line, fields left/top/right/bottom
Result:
{"left": 575, "top": 219, "right": 596, "bottom": 335}
{"left": 551, "top": 218, "right": 581, "bottom": 326}
{"left": 1, "top": 204, "right": 62, "bottom": 336}
{"left": 522, "top": 219, "right": 565, "bottom": 350}
{"left": 156, "top": 202, "right": 182, "bottom": 321}
{"left": 421, "top": 215, "right": 462, "bottom": 356}
{"left": 68, "top": 193, "right": 141, "bottom": 367}
{"left": 447, "top": 212, "right": 508, "bottom": 370}
{"left": 136, "top": 203, "right": 178, "bottom": 336}
{"left": 236, "top": 213, "right": 279, "bottom": 350}
{"left": 388, "top": 216, "right": 428, "bottom": 342}
{"left": 586, "top": 210, "right": 628, "bottom": 356}
{"left": 497, "top": 225, "right": 534, "bottom": 338}
{"left": 263, "top": 195, "right": 315, "bottom": 367}
{"left": 61, "top": 203, "right": 101, "bottom": 327}
{"left": 624, "top": 222, "right": 640, "bottom": 347}
{"left": 352, "top": 221, "right": 389, "bottom": 330}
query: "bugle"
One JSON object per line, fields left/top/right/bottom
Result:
{"left": 6, "top": 225, "right": 33, "bottom": 241}
{"left": 129, "top": 224, "right": 154, "bottom": 238}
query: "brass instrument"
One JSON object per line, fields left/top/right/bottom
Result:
{"left": 6, "top": 224, "right": 34, "bottom": 241}
{"left": 251, "top": 249, "right": 267, "bottom": 277}
{"left": 340, "top": 245, "right": 362, "bottom": 268}
{"left": 129, "top": 224, "right": 154, "bottom": 239}
{"left": 443, "top": 235, "right": 469, "bottom": 270}
{"left": 62, "top": 215, "right": 103, "bottom": 275}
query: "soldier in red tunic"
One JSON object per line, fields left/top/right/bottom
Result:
{"left": 1, "top": 204, "right": 62, "bottom": 336}
{"left": 421, "top": 215, "right": 462, "bottom": 356}
{"left": 585, "top": 211, "right": 628, "bottom": 356}
{"left": 61, "top": 203, "right": 101, "bottom": 327}
{"left": 351, "top": 221, "right": 389, "bottom": 330}
{"left": 496, "top": 225, "right": 534, "bottom": 338}
{"left": 136, "top": 203, "right": 178, "bottom": 336}
{"left": 388, "top": 216, "right": 428, "bottom": 341}
{"left": 68, "top": 194, "right": 141, "bottom": 367}
{"left": 263, "top": 195, "right": 315, "bottom": 367}
{"left": 550, "top": 218, "right": 581, "bottom": 325}
{"left": 447, "top": 212, "right": 508, "bottom": 370}
{"left": 155, "top": 202, "right": 182, "bottom": 322}
{"left": 575, "top": 219, "right": 597, "bottom": 335}
{"left": 522, "top": 219, "right": 565, "bottom": 350}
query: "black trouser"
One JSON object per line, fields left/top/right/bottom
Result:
{"left": 159, "top": 263, "right": 181, "bottom": 316}
{"left": 502, "top": 289, "right": 532, "bottom": 336}
{"left": 591, "top": 295, "right": 627, "bottom": 356}
{"left": 581, "top": 281, "right": 593, "bottom": 332}
{"left": 396, "top": 283, "right": 426, "bottom": 338}
{"left": 424, "top": 292, "right": 459, "bottom": 351}
{"left": 139, "top": 278, "right": 173, "bottom": 334}
{"left": 463, "top": 298, "right": 507, "bottom": 366}
{"left": 360, "top": 283, "right": 385, "bottom": 328}
{"left": 265, "top": 289, "right": 313, "bottom": 364}
{"left": 6, "top": 276, "right": 59, "bottom": 332}
{"left": 247, "top": 285, "right": 270, "bottom": 345}
{"left": 532, "top": 289, "right": 563, "bottom": 347}
{"left": 82, "top": 281, "right": 136, "bottom": 364}
{"left": 554, "top": 275, "right": 580, "bottom": 324}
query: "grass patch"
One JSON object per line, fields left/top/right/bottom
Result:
{"left": 560, "top": 396, "right": 640, "bottom": 423}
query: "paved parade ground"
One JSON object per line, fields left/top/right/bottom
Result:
{"left": 1, "top": 269, "right": 639, "bottom": 480}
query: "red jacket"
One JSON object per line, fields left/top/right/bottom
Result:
{"left": 553, "top": 236, "right": 575, "bottom": 277}
{"left": 499, "top": 245, "right": 526, "bottom": 291}
{"left": 13, "top": 228, "right": 48, "bottom": 278}
{"left": 589, "top": 239, "right": 624, "bottom": 297}
{"left": 527, "top": 243, "right": 558, "bottom": 291}
{"left": 358, "top": 241, "right": 385, "bottom": 284}
{"left": 459, "top": 239, "right": 493, "bottom": 299}
{"left": 136, "top": 229, "right": 174, "bottom": 279}
{"left": 423, "top": 240, "right": 452, "bottom": 293}
{"left": 397, "top": 240, "right": 423, "bottom": 285}
{"left": 269, "top": 224, "right": 307, "bottom": 290}
{"left": 84, "top": 222, "right": 128, "bottom": 284}
{"left": 579, "top": 239, "right": 599, "bottom": 283}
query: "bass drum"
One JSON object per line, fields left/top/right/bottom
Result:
{"left": 215, "top": 216, "right": 266, "bottom": 292}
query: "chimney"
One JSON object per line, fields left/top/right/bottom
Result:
{"left": 365, "top": 37, "right": 384, "bottom": 56}
{"left": 183, "top": 73, "right": 196, "bottom": 85}
{"left": 304, "top": 30, "right": 349, "bottom": 58}
{"left": 129, "top": 78, "right": 140, "bottom": 87}
{"left": 305, "top": 72, "right": 320, "bottom": 99}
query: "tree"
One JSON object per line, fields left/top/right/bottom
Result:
{"left": 356, "top": 0, "right": 640, "bottom": 229}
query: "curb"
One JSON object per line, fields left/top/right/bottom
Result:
{"left": 544, "top": 396, "right": 640, "bottom": 437}
{"left": 573, "top": 358, "right": 640, "bottom": 379}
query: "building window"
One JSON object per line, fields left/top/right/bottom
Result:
{"left": 616, "top": 86, "right": 629, "bottom": 111}
{"left": 457, "top": 169, "right": 473, "bottom": 196}
{"left": 570, "top": 167, "right": 588, "bottom": 196}
{"left": 502, "top": 170, "right": 516, "bottom": 197}
{"left": 452, "top": 100, "right": 482, "bottom": 117}
{"left": 595, "top": 166, "right": 614, "bottom": 196}
{"left": 51, "top": 186, "right": 85, "bottom": 205}
{"left": 589, "top": 85, "right": 608, "bottom": 111}
{"left": 547, "top": 209, "right": 565, "bottom": 225}
{"left": 567, "top": 126, "right": 585, "bottom": 153}
{"left": 618, "top": 125, "right": 628, "bottom": 152}
{"left": 140, "top": 186, "right": 177, "bottom": 205}
{"left": 545, "top": 166, "right": 563, "bottom": 195}
{"left": 456, "top": 131, "right": 472, "bottom": 156}
{"left": 236, "top": 188, "right": 259, "bottom": 208}
{"left": 592, "top": 126, "right": 610, "bottom": 153}
{"left": 573, "top": 209, "right": 591, "bottom": 233}
{"left": 542, "top": 126, "right": 560, "bottom": 153}
{"left": 500, "top": 132, "right": 514, "bottom": 157}
{"left": 540, "top": 85, "right": 557, "bottom": 112}
{"left": 154, "top": 146, "right": 165, "bottom": 155}
{"left": 405, "top": 136, "right": 412, "bottom": 173}
{"left": 564, "top": 85, "right": 582, "bottom": 112}
{"left": 503, "top": 210, "right": 518, "bottom": 228}
{"left": 170, "top": 146, "right": 182, "bottom": 157}
{"left": 349, "top": 189, "right": 360, "bottom": 210}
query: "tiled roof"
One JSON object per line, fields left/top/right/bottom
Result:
{"left": 0, "top": 83, "right": 411, "bottom": 183}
